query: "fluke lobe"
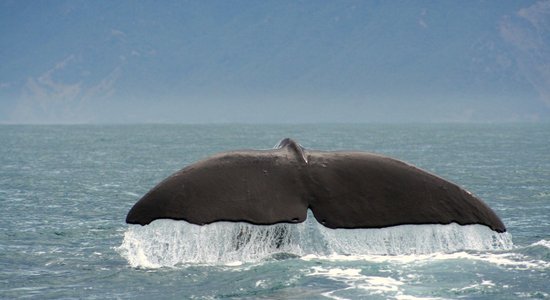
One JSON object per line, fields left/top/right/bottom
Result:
{"left": 126, "top": 138, "right": 506, "bottom": 232}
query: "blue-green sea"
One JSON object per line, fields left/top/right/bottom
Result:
{"left": 1, "top": 124, "right": 549, "bottom": 299}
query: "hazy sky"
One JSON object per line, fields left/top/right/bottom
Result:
{"left": 1, "top": 0, "right": 549, "bottom": 123}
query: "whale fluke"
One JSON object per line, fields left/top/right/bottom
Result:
{"left": 126, "top": 138, "right": 506, "bottom": 233}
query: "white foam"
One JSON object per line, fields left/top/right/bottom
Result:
{"left": 308, "top": 266, "right": 443, "bottom": 300}
{"left": 309, "top": 266, "right": 380, "bottom": 299}
{"left": 451, "top": 279, "right": 496, "bottom": 293}
{"left": 302, "top": 251, "right": 550, "bottom": 271}
{"left": 117, "top": 212, "right": 513, "bottom": 268}
{"left": 533, "top": 239, "right": 550, "bottom": 249}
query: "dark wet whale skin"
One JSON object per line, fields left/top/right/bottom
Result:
{"left": 126, "top": 138, "right": 506, "bottom": 233}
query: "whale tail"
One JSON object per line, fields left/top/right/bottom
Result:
{"left": 126, "top": 138, "right": 506, "bottom": 233}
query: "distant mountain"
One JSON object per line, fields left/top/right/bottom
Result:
{"left": 1, "top": 0, "right": 548, "bottom": 123}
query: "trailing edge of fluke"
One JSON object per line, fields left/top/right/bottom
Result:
{"left": 126, "top": 138, "right": 506, "bottom": 233}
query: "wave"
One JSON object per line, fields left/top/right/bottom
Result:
{"left": 532, "top": 239, "right": 550, "bottom": 249}
{"left": 116, "top": 212, "right": 513, "bottom": 268}
{"left": 303, "top": 240, "right": 550, "bottom": 299}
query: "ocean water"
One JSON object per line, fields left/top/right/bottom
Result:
{"left": 1, "top": 123, "right": 549, "bottom": 299}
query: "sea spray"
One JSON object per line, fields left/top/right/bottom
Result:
{"left": 117, "top": 211, "right": 513, "bottom": 268}
{"left": 317, "top": 222, "right": 513, "bottom": 255}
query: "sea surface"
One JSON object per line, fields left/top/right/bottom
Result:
{"left": 1, "top": 123, "right": 549, "bottom": 299}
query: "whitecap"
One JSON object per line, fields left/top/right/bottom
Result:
{"left": 532, "top": 239, "right": 550, "bottom": 249}
{"left": 308, "top": 266, "right": 443, "bottom": 300}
